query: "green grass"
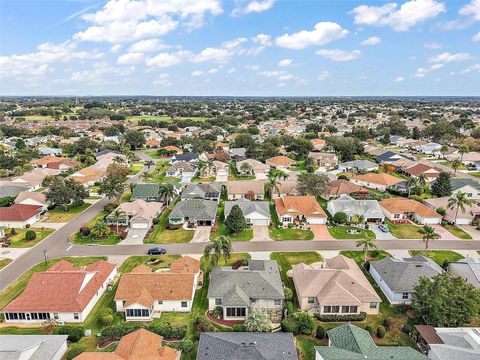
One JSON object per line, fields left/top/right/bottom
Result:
{"left": 444, "top": 225, "right": 472, "bottom": 239}
{"left": 144, "top": 206, "right": 194, "bottom": 244}
{"left": 119, "top": 255, "right": 181, "bottom": 273}
{"left": 6, "top": 228, "right": 54, "bottom": 248}
{"left": 228, "top": 162, "right": 256, "bottom": 180}
{"left": 296, "top": 336, "right": 323, "bottom": 359}
{"left": 0, "top": 258, "right": 12, "bottom": 270}
{"left": 192, "top": 176, "right": 215, "bottom": 183}
{"left": 328, "top": 226, "right": 376, "bottom": 240}
{"left": 129, "top": 163, "right": 144, "bottom": 175}
{"left": 469, "top": 171, "right": 480, "bottom": 178}
{"left": 340, "top": 250, "right": 391, "bottom": 264}
{"left": 409, "top": 250, "right": 463, "bottom": 265}
{"left": 269, "top": 227, "right": 314, "bottom": 240}
{"left": 143, "top": 161, "right": 180, "bottom": 183}
{"left": 44, "top": 202, "right": 91, "bottom": 222}
{"left": 387, "top": 223, "right": 422, "bottom": 239}
{"left": 72, "top": 232, "right": 121, "bottom": 245}
{"left": 0, "top": 257, "right": 107, "bottom": 311}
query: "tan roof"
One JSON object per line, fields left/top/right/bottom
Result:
{"left": 227, "top": 180, "right": 265, "bottom": 195}
{"left": 74, "top": 329, "right": 178, "bottom": 360}
{"left": 292, "top": 255, "right": 381, "bottom": 306}
{"left": 31, "top": 156, "right": 73, "bottom": 166}
{"left": 114, "top": 199, "right": 163, "bottom": 222}
{"left": 14, "top": 191, "right": 47, "bottom": 205}
{"left": 380, "top": 198, "right": 441, "bottom": 218}
{"left": 71, "top": 167, "right": 105, "bottom": 184}
{"left": 352, "top": 173, "right": 402, "bottom": 187}
{"left": 170, "top": 256, "right": 200, "bottom": 274}
{"left": 266, "top": 156, "right": 295, "bottom": 166}
{"left": 275, "top": 196, "right": 326, "bottom": 218}
{"left": 326, "top": 180, "right": 369, "bottom": 198}
{"left": 311, "top": 139, "right": 326, "bottom": 146}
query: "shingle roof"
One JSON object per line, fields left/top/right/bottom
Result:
{"left": 131, "top": 183, "right": 181, "bottom": 199}
{"left": 352, "top": 173, "right": 402, "bottom": 186}
{"left": 0, "top": 185, "right": 31, "bottom": 198}
{"left": 275, "top": 195, "right": 326, "bottom": 218}
{"left": 227, "top": 181, "right": 265, "bottom": 195}
{"left": 181, "top": 183, "right": 221, "bottom": 200}
{"left": 339, "top": 160, "right": 378, "bottom": 170}
{"left": 0, "top": 335, "right": 68, "bottom": 360}
{"left": 224, "top": 198, "right": 270, "bottom": 219}
{"left": 380, "top": 198, "right": 441, "bottom": 218}
{"left": 450, "top": 178, "right": 480, "bottom": 192}
{"left": 169, "top": 199, "right": 217, "bottom": 221}
{"left": 197, "top": 332, "right": 298, "bottom": 360}
{"left": 171, "top": 153, "right": 198, "bottom": 162}
{"left": 0, "top": 204, "right": 41, "bottom": 221}
{"left": 328, "top": 195, "right": 384, "bottom": 219}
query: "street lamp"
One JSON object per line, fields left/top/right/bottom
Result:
{"left": 43, "top": 250, "right": 48, "bottom": 266}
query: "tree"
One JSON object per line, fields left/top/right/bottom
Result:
{"left": 418, "top": 225, "right": 440, "bottom": 252}
{"left": 431, "top": 172, "right": 452, "bottom": 197}
{"left": 91, "top": 220, "right": 111, "bottom": 239}
{"left": 203, "top": 235, "right": 232, "bottom": 266}
{"left": 333, "top": 212, "right": 348, "bottom": 224}
{"left": 145, "top": 160, "right": 155, "bottom": 171}
{"left": 448, "top": 191, "right": 475, "bottom": 226}
{"left": 405, "top": 177, "right": 418, "bottom": 198}
{"left": 244, "top": 309, "right": 272, "bottom": 332}
{"left": 459, "top": 144, "right": 469, "bottom": 162}
{"left": 412, "top": 272, "right": 480, "bottom": 327}
{"left": 106, "top": 163, "right": 130, "bottom": 177}
{"left": 99, "top": 174, "right": 126, "bottom": 200}
{"left": 440, "top": 144, "right": 449, "bottom": 158}
{"left": 45, "top": 177, "right": 88, "bottom": 210}
{"left": 225, "top": 205, "right": 248, "bottom": 234}
{"left": 113, "top": 155, "right": 125, "bottom": 164}
{"left": 355, "top": 238, "right": 377, "bottom": 263}
{"left": 451, "top": 159, "right": 462, "bottom": 175}
{"left": 158, "top": 183, "right": 177, "bottom": 206}
{"left": 297, "top": 172, "right": 329, "bottom": 198}
{"left": 239, "top": 162, "right": 252, "bottom": 176}
{"left": 111, "top": 209, "right": 125, "bottom": 234}
{"left": 123, "top": 130, "right": 145, "bottom": 150}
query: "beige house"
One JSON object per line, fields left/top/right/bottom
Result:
{"left": 226, "top": 180, "right": 265, "bottom": 200}
{"left": 307, "top": 152, "right": 338, "bottom": 169}
{"left": 292, "top": 255, "right": 381, "bottom": 315}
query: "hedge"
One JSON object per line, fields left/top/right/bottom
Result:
{"left": 147, "top": 323, "right": 186, "bottom": 339}
{"left": 316, "top": 312, "right": 367, "bottom": 322}
{"left": 102, "top": 324, "right": 142, "bottom": 339}
{"left": 58, "top": 325, "right": 84, "bottom": 342}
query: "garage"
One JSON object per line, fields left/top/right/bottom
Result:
{"left": 130, "top": 220, "right": 150, "bottom": 229}
{"left": 307, "top": 217, "right": 327, "bottom": 225}
{"left": 197, "top": 219, "right": 212, "bottom": 227}
{"left": 249, "top": 218, "right": 270, "bottom": 226}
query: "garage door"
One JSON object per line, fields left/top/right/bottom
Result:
{"left": 308, "top": 218, "right": 326, "bottom": 225}
{"left": 131, "top": 222, "right": 149, "bottom": 229}
{"left": 250, "top": 218, "right": 269, "bottom": 226}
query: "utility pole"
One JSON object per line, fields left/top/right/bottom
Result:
{"left": 43, "top": 250, "right": 48, "bottom": 266}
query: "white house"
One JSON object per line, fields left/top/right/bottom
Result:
{"left": 0, "top": 204, "right": 41, "bottom": 228}
{"left": 450, "top": 179, "right": 480, "bottom": 201}
{"left": 224, "top": 198, "right": 271, "bottom": 226}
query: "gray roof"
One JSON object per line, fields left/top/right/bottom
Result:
{"left": 0, "top": 185, "right": 31, "bottom": 198}
{"left": 429, "top": 328, "right": 480, "bottom": 360}
{"left": 224, "top": 198, "right": 270, "bottom": 219}
{"left": 370, "top": 256, "right": 443, "bottom": 292}
{"left": 229, "top": 148, "right": 247, "bottom": 157}
{"left": 450, "top": 178, "right": 480, "bottom": 192}
{"left": 339, "top": 159, "right": 378, "bottom": 170}
{"left": 197, "top": 332, "right": 298, "bottom": 360}
{"left": 170, "top": 199, "right": 217, "bottom": 221}
{"left": 449, "top": 258, "right": 480, "bottom": 288}
{"left": 0, "top": 335, "right": 67, "bottom": 360}
{"left": 131, "top": 183, "right": 181, "bottom": 199}
{"left": 328, "top": 195, "right": 384, "bottom": 219}
{"left": 208, "top": 260, "right": 284, "bottom": 305}
{"left": 181, "top": 183, "right": 221, "bottom": 200}
{"left": 167, "top": 161, "right": 195, "bottom": 174}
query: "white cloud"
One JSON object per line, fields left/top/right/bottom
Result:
{"left": 361, "top": 36, "right": 381, "bottom": 46}
{"left": 153, "top": 73, "right": 171, "bottom": 86}
{"left": 394, "top": 76, "right": 405, "bottom": 82}
{"left": 129, "top": 39, "right": 167, "bottom": 52}
{"left": 317, "top": 71, "right": 330, "bottom": 80}
{"left": 423, "top": 42, "right": 441, "bottom": 49}
{"left": 473, "top": 31, "right": 480, "bottom": 42}
{"left": 460, "top": 0, "right": 480, "bottom": 20}
{"left": 232, "top": 0, "right": 275, "bottom": 16}
{"left": 460, "top": 63, "right": 480, "bottom": 74}
{"left": 222, "top": 37, "right": 248, "bottom": 49}
{"left": 429, "top": 52, "right": 474, "bottom": 63}
{"left": 70, "top": 61, "right": 134, "bottom": 83}
{"left": 278, "top": 59, "right": 292, "bottom": 67}
{"left": 245, "top": 64, "right": 260, "bottom": 71}
{"left": 117, "top": 52, "right": 144, "bottom": 64}
{"left": 145, "top": 51, "right": 189, "bottom": 68}
{"left": 415, "top": 63, "right": 443, "bottom": 77}
{"left": 192, "top": 47, "right": 232, "bottom": 63}
{"left": 227, "top": 67, "right": 236, "bottom": 74}
{"left": 316, "top": 49, "right": 361, "bottom": 61}
{"left": 251, "top": 34, "right": 272, "bottom": 46}
{"left": 259, "top": 70, "right": 295, "bottom": 81}
{"left": 351, "top": 0, "right": 445, "bottom": 31}
{"left": 275, "top": 22, "right": 348, "bottom": 49}
{"left": 191, "top": 70, "right": 204, "bottom": 77}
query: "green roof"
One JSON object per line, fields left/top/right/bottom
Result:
{"left": 315, "top": 324, "right": 427, "bottom": 360}
{"left": 132, "top": 183, "right": 180, "bottom": 199}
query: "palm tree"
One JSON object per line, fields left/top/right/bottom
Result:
{"left": 198, "top": 161, "right": 207, "bottom": 177}
{"left": 451, "top": 159, "right": 462, "bottom": 176}
{"left": 355, "top": 238, "right": 377, "bottom": 263}
{"left": 111, "top": 209, "right": 125, "bottom": 234}
{"left": 418, "top": 225, "right": 440, "bottom": 252}
{"left": 440, "top": 144, "right": 449, "bottom": 159}
{"left": 91, "top": 220, "right": 111, "bottom": 239}
{"left": 126, "top": 151, "right": 136, "bottom": 163}
{"left": 158, "top": 183, "right": 176, "bottom": 206}
{"left": 245, "top": 309, "right": 272, "bottom": 332}
{"left": 417, "top": 174, "right": 428, "bottom": 194}
{"left": 141, "top": 172, "right": 151, "bottom": 182}
{"left": 145, "top": 160, "right": 155, "bottom": 171}
{"left": 113, "top": 156, "right": 126, "bottom": 164}
{"left": 204, "top": 235, "right": 232, "bottom": 266}
{"left": 405, "top": 177, "right": 418, "bottom": 198}
{"left": 240, "top": 162, "right": 252, "bottom": 176}
{"left": 459, "top": 145, "right": 469, "bottom": 162}
{"left": 448, "top": 191, "right": 475, "bottom": 226}
{"left": 129, "top": 183, "right": 135, "bottom": 193}
{"left": 266, "top": 174, "right": 281, "bottom": 197}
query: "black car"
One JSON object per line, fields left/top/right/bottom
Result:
{"left": 147, "top": 247, "right": 167, "bottom": 255}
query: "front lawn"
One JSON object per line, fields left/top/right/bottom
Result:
{"left": 44, "top": 202, "right": 91, "bottom": 222}
{"left": 444, "top": 225, "right": 472, "bottom": 239}
{"left": 5, "top": 228, "right": 54, "bottom": 248}
{"left": 144, "top": 206, "right": 193, "bottom": 244}
{"left": 269, "top": 227, "right": 314, "bottom": 240}
{"left": 143, "top": 161, "right": 180, "bottom": 183}
{"left": 129, "top": 163, "right": 144, "bottom": 175}
{"left": 328, "top": 226, "right": 376, "bottom": 240}
{"left": 210, "top": 201, "right": 253, "bottom": 242}
{"left": 387, "top": 223, "right": 422, "bottom": 239}
{"left": 409, "top": 250, "right": 463, "bottom": 265}
{"left": 72, "top": 232, "right": 121, "bottom": 245}
{"left": 0, "top": 258, "right": 12, "bottom": 270}
{"left": 340, "top": 250, "right": 391, "bottom": 264}
{"left": 119, "top": 255, "right": 182, "bottom": 272}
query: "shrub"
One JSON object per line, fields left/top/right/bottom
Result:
{"left": 100, "top": 308, "right": 114, "bottom": 326}
{"left": 365, "top": 325, "right": 373, "bottom": 336}
{"left": 147, "top": 323, "right": 186, "bottom": 339}
{"left": 10, "top": 228, "right": 16, "bottom": 235}
{"left": 80, "top": 226, "right": 90, "bottom": 236}
{"left": 153, "top": 217, "right": 160, "bottom": 225}
{"left": 294, "top": 312, "right": 315, "bottom": 335}
{"left": 179, "top": 339, "right": 194, "bottom": 353}
{"left": 281, "top": 318, "right": 299, "bottom": 335}
{"left": 376, "top": 325, "right": 386, "bottom": 338}
{"left": 24, "top": 230, "right": 36, "bottom": 241}
{"left": 338, "top": 174, "right": 348, "bottom": 180}
{"left": 211, "top": 306, "right": 222, "bottom": 318}
{"left": 102, "top": 324, "right": 141, "bottom": 339}
{"left": 233, "top": 324, "right": 246, "bottom": 332}
{"left": 436, "top": 207, "right": 446, "bottom": 216}
{"left": 195, "top": 316, "right": 214, "bottom": 332}
{"left": 370, "top": 249, "right": 380, "bottom": 258}
{"left": 316, "top": 312, "right": 367, "bottom": 322}
{"left": 58, "top": 325, "right": 84, "bottom": 342}
{"left": 66, "top": 345, "right": 87, "bottom": 360}
{"left": 382, "top": 318, "right": 392, "bottom": 331}
{"left": 284, "top": 287, "right": 293, "bottom": 301}
{"left": 315, "top": 325, "right": 325, "bottom": 339}
{"left": 286, "top": 301, "right": 294, "bottom": 316}
{"left": 333, "top": 212, "right": 348, "bottom": 224}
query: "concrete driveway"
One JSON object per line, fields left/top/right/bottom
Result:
{"left": 215, "top": 174, "right": 228, "bottom": 183}
{"left": 181, "top": 175, "right": 193, "bottom": 184}
{"left": 310, "top": 225, "right": 333, "bottom": 240}
{"left": 459, "top": 225, "right": 480, "bottom": 239}
{"left": 120, "top": 228, "right": 150, "bottom": 245}
{"left": 191, "top": 227, "right": 211, "bottom": 243}
{"left": 431, "top": 224, "right": 460, "bottom": 240}
{"left": 253, "top": 225, "right": 271, "bottom": 241}
{"left": 370, "top": 224, "right": 397, "bottom": 240}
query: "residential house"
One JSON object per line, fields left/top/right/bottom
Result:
{"left": 74, "top": 329, "right": 180, "bottom": 360}
{"left": 92, "top": 151, "right": 127, "bottom": 171}
{"left": 415, "top": 325, "right": 480, "bottom": 360}
{"left": 327, "top": 195, "right": 385, "bottom": 222}
{"left": 226, "top": 180, "right": 265, "bottom": 200}
{"left": 106, "top": 199, "right": 163, "bottom": 229}
{"left": 166, "top": 161, "right": 196, "bottom": 178}
{"left": 292, "top": 255, "right": 381, "bottom": 315}
{"left": 315, "top": 323, "right": 427, "bottom": 360}
{"left": 424, "top": 197, "right": 480, "bottom": 225}
{"left": 31, "top": 156, "right": 79, "bottom": 172}
{"left": 14, "top": 191, "right": 48, "bottom": 211}
{"left": 308, "top": 152, "right": 338, "bottom": 169}
{"left": 446, "top": 151, "right": 480, "bottom": 165}
{"left": 351, "top": 172, "right": 402, "bottom": 191}
{"left": 0, "top": 184, "right": 31, "bottom": 198}
{"left": 324, "top": 179, "right": 369, "bottom": 199}
{"left": 229, "top": 147, "right": 247, "bottom": 161}
{"left": 213, "top": 161, "right": 229, "bottom": 179}
{"left": 225, "top": 198, "right": 271, "bottom": 226}
{"left": 115, "top": 257, "right": 200, "bottom": 321}
{"left": 450, "top": 178, "right": 480, "bottom": 201}
{"left": 39, "top": 147, "right": 62, "bottom": 157}
{"left": 170, "top": 153, "right": 199, "bottom": 164}
{"left": 369, "top": 256, "right": 443, "bottom": 304}
{"left": 0, "top": 335, "right": 68, "bottom": 360}
{"left": 415, "top": 142, "right": 442, "bottom": 155}
{"left": 71, "top": 167, "right": 105, "bottom": 187}
{"left": 402, "top": 163, "right": 442, "bottom": 181}
{"left": 236, "top": 159, "right": 270, "bottom": 179}
{"left": 10, "top": 168, "right": 60, "bottom": 191}
{"left": 169, "top": 199, "right": 217, "bottom": 227}
{"left": 374, "top": 150, "right": 408, "bottom": 164}
{"left": 266, "top": 155, "right": 296, "bottom": 169}
{"left": 448, "top": 258, "right": 480, "bottom": 289}
{"left": 131, "top": 183, "right": 181, "bottom": 202}
{"left": 311, "top": 138, "right": 326, "bottom": 151}
{"left": 197, "top": 333, "right": 298, "bottom": 360}
{"left": 380, "top": 198, "right": 442, "bottom": 225}
{"left": 0, "top": 204, "right": 42, "bottom": 228}
{"left": 208, "top": 260, "right": 284, "bottom": 322}
{"left": 3, "top": 260, "right": 116, "bottom": 323}
{"left": 145, "top": 138, "right": 161, "bottom": 148}
{"left": 275, "top": 195, "right": 327, "bottom": 225}
{"left": 180, "top": 183, "right": 222, "bottom": 202}
{"left": 338, "top": 160, "right": 379, "bottom": 173}
{"left": 270, "top": 180, "right": 301, "bottom": 199}
{"left": 0, "top": 226, "right": 5, "bottom": 239}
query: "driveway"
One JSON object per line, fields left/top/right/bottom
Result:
{"left": 191, "top": 227, "right": 211, "bottom": 243}
{"left": 215, "top": 174, "right": 228, "bottom": 183}
{"left": 253, "top": 225, "right": 271, "bottom": 241}
{"left": 431, "top": 224, "right": 460, "bottom": 240}
{"left": 181, "top": 175, "right": 193, "bottom": 184}
{"left": 310, "top": 224, "right": 333, "bottom": 240}
{"left": 370, "top": 224, "right": 397, "bottom": 240}
{"left": 459, "top": 225, "right": 480, "bottom": 239}
{"left": 120, "top": 228, "right": 150, "bottom": 245}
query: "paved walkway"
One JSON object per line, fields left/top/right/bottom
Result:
{"left": 310, "top": 225, "right": 332, "bottom": 240}
{"left": 120, "top": 228, "right": 149, "bottom": 245}
{"left": 454, "top": 250, "right": 480, "bottom": 259}
{"left": 0, "top": 248, "right": 29, "bottom": 260}
{"left": 252, "top": 225, "right": 271, "bottom": 241}
{"left": 387, "top": 250, "right": 411, "bottom": 259}
{"left": 249, "top": 251, "right": 272, "bottom": 260}
{"left": 190, "top": 227, "right": 211, "bottom": 243}
{"left": 317, "top": 250, "right": 339, "bottom": 259}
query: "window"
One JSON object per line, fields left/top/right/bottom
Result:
{"left": 350, "top": 306, "right": 358, "bottom": 313}
{"left": 73, "top": 313, "right": 79, "bottom": 320}
{"left": 274, "top": 299, "right": 282, "bottom": 306}
{"left": 394, "top": 214, "right": 400, "bottom": 219}
{"left": 31, "top": 313, "right": 38, "bottom": 320}
{"left": 468, "top": 193, "right": 473, "bottom": 197}
{"left": 19, "top": 313, "right": 26, "bottom": 320}
{"left": 226, "top": 307, "right": 246, "bottom": 317}
{"left": 158, "top": 300, "right": 163, "bottom": 305}
{"left": 251, "top": 298, "right": 256, "bottom": 303}
{"left": 331, "top": 306, "right": 340, "bottom": 313}
{"left": 370, "top": 302, "right": 377, "bottom": 309}
{"left": 181, "top": 301, "right": 188, "bottom": 308}
{"left": 402, "top": 292, "right": 409, "bottom": 300}
{"left": 53, "top": 313, "right": 59, "bottom": 320}
{"left": 341, "top": 306, "right": 349, "bottom": 313}
{"left": 308, "top": 297, "right": 315, "bottom": 304}
{"left": 215, "top": 298, "right": 222, "bottom": 306}
{"left": 323, "top": 306, "right": 332, "bottom": 313}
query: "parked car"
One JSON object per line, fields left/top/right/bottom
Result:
{"left": 147, "top": 247, "right": 167, "bottom": 255}
{"left": 378, "top": 224, "right": 389, "bottom": 233}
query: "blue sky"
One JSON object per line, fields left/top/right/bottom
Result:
{"left": 0, "top": 0, "right": 479, "bottom": 96}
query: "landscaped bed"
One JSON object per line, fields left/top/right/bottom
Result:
{"left": 328, "top": 226, "right": 375, "bottom": 240}
{"left": 0, "top": 258, "right": 12, "bottom": 270}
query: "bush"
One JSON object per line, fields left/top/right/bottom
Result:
{"left": 286, "top": 301, "right": 294, "bottom": 316}
{"left": 233, "top": 324, "right": 246, "bottom": 332}
{"left": 179, "top": 339, "right": 194, "bottom": 353}
{"left": 281, "top": 318, "right": 299, "bottom": 335}
{"left": 294, "top": 312, "right": 315, "bottom": 335}
{"left": 376, "top": 325, "right": 386, "bottom": 338}
{"left": 100, "top": 308, "right": 114, "bottom": 326}
{"left": 195, "top": 316, "right": 214, "bottom": 332}
{"left": 24, "top": 230, "right": 36, "bottom": 241}
{"left": 66, "top": 345, "right": 87, "bottom": 360}
{"left": 147, "top": 323, "right": 186, "bottom": 339}
{"left": 102, "top": 324, "right": 141, "bottom": 339}
{"left": 211, "top": 306, "right": 222, "bottom": 318}
{"left": 338, "top": 174, "right": 348, "bottom": 180}
{"left": 153, "top": 217, "right": 160, "bottom": 225}
{"left": 284, "top": 287, "right": 293, "bottom": 301}
{"left": 10, "top": 228, "right": 16, "bottom": 235}
{"left": 58, "top": 325, "right": 84, "bottom": 342}
{"left": 363, "top": 261, "right": 370, "bottom": 271}
{"left": 80, "top": 226, "right": 90, "bottom": 236}
{"left": 316, "top": 312, "right": 367, "bottom": 322}
{"left": 315, "top": 326, "right": 325, "bottom": 339}
{"left": 333, "top": 212, "right": 348, "bottom": 224}
{"left": 365, "top": 325, "right": 373, "bottom": 336}
{"left": 382, "top": 318, "right": 392, "bottom": 331}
